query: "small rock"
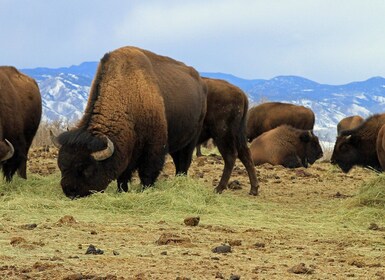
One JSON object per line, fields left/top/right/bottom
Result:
{"left": 229, "top": 275, "right": 240, "bottom": 280}
{"left": 57, "top": 215, "right": 77, "bottom": 225}
{"left": 212, "top": 245, "right": 232, "bottom": 254}
{"left": 20, "top": 223, "right": 37, "bottom": 230}
{"left": 113, "top": 250, "right": 120, "bottom": 256}
{"left": 184, "top": 216, "right": 200, "bottom": 227}
{"left": 10, "top": 237, "right": 27, "bottom": 246}
{"left": 85, "top": 244, "right": 104, "bottom": 255}
{"left": 228, "top": 240, "right": 242, "bottom": 246}
{"left": 215, "top": 272, "right": 225, "bottom": 279}
{"left": 160, "top": 251, "right": 167, "bottom": 255}
{"left": 254, "top": 242, "right": 265, "bottom": 248}
{"left": 228, "top": 180, "right": 242, "bottom": 190}
{"left": 288, "top": 263, "right": 314, "bottom": 274}
{"left": 90, "top": 230, "right": 97, "bottom": 235}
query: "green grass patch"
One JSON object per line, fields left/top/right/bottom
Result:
{"left": 1, "top": 170, "right": 385, "bottom": 231}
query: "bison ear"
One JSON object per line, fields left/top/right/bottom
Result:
{"left": 299, "top": 131, "right": 312, "bottom": 143}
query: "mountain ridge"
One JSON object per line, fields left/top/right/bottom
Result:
{"left": 20, "top": 63, "right": 385, "bottom": 142}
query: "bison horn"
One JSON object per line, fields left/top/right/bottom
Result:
{"left": 91, "top": 136, "right": 115, "bottom": 161}
{"left": 50, "top": 130, "right": 62, "bottom": 149}
{"left": 0, "top": 139, "right": 15, "bottom": 161}
{"left": 345, "top": 135, "right": 352, "bottom": 140}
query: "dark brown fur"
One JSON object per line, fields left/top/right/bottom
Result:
{"left": 376, "top": 124, "right": 385, "bottom": 171}
{"left": 249, "top": 125, "right": 323, "bottom": 168}
{"left": 331, "top": 114, "right": 385, "bottom": 173}
{"left": 198, "top": 78, "right": 259, "bottom": 195}
{"left": 246, "top": 102, "right": 315, "bottom": 142}
{"left": 0, "top": 66, "right": 42, "bottom": 181}
{"left": 337, "top": 115, "right": 364, "bottom": 135}
{"left": 56, "top": 46, "right": 207, "bottom": 197}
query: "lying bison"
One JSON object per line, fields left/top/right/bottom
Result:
{"left": 246, "top": 102, "right": 315, "bottom": 142}
{"left": 51, "top": 46, "right": 206, "bottom": 198}
{"left": 331, "top": 114, "right": 385, "bottom": 173}
{"left": 337, "top": 115, "right": 364, "bottom": 135}
{"left": 197, "top": 77, "right": 259, "bottom": 195}
{"left": 0, "top": 66, "right": 42, "bottom": 181}
{"left": 249, "top": 125, "right": 323, "bottom": 168}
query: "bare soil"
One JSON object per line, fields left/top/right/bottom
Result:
{"left": 1, "top": 147, "right": 385, "bottom": 279}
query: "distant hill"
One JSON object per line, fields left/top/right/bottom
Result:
{"left": 21, "top": 63, "right": 385, "bottom": 142}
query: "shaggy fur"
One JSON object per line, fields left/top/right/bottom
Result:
{"left": 246, "top": 102, "right": 315, "bottom": 142}
{"left": 249, "top": 125, "right": 323, "bottom": 168}
{"left": 0, "top": 66, "right": 42, "bottom": 181}
{"left": 332, "top": 114, "right": 385, "bottom": 173}
{"left": 376, "top": 124, "right": 385, "bottom": 171}
{"left": 337, "top": 115, "right": 364, "bottom": 135}
{"left": 197, "top": 78, "right": 259, "bottom": 195}
{"left": 56, "top": 46, "right": 207, "bottom": 197}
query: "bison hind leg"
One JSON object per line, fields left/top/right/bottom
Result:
{"left": 236, "top": 139, "right": 259, "bottom": 196}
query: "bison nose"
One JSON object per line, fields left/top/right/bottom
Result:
{"left": 62, "top": 185, "right": 79, "bottom": 199}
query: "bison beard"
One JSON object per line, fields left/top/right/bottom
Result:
{"left": 53, "top": 46, "right": 206, "bottom": 198}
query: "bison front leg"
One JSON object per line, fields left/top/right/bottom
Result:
{"left": 138, "top": 144, "right": 166, "bottom": 189}
{"left": 117, "top": 169, "right": 133, "bottom": 192}
{"left": 170, "top": 140, "right": 196, "bottom": 175}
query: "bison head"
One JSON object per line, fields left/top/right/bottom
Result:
{"left": 331, "top": 134, "right": 362, "bottom": 173}
{"left": 51, "top": 129, "right": 116, "bottom": 198}
{"left": 301, "top": 131, "right": 323, "bottom": 166}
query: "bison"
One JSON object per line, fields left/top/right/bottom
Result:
{"left": 246, "top": 102, "right": 315, "bottom": 142}
{"left": 197, "top": 77, "right": 259, "bottom": 195}
{"left": 337, "top": 115, "right": 364, "bottom": 135}
{"left": 0, "top": 66, "right": 42, "bottom": 181}
{"left": 249, "top": 125, "right": 323, "bottom": 168}
{"left": 331, "top": 114, "right": 385, "bottom": 173}
{"left": 51, "top": 46, "right": 207, "bottom": 198}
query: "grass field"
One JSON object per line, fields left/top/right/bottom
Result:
{"left": 1, "top": 157, "right": 385, "bottom": 279}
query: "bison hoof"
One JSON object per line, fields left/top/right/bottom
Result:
{"left": 249, "top": 189, "right": 259, "bottom": 196}
{"left": 214, "top": 187, "right": 224, "bottom": 194}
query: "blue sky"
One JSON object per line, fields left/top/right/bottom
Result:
{"left": 1, "top": 0, "right": 385, "bottom": 84}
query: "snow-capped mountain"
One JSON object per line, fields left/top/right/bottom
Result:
{"left": 20, "top": 63, "right": 385, "bottom": 142}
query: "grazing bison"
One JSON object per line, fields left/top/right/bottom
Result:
{"left": 249, "top": 125, "right": 323, "bottom": 168}
{"left": 0, "top": 66, "right": 42, "bottom": 181}
{"left": 51, "top": 46, "right": 207, "bottom": 198}
{"left": 197, "top": 78, "right": 259, "bottom": 195}
{"left": 246, "top": 102, "right": 315, "bottom": 142}
{"left": 331, "top": 114, "right": 385, "bottom": 173}
{"left": 337, "top": 115, "right": 364, "bottom": 135}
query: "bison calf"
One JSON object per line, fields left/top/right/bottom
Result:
{"left": 197, "top": 78, "right": 259, "bottom": 195}
{"left": 249, "top": 125, "right": 323, "bottom": 168}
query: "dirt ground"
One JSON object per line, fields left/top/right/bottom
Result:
{"left": 1, "top": 147, "right": 385, "bottom": 279}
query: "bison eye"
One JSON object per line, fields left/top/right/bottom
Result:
{"left": 83, "top": 166, "right": 94, "bottom": 178}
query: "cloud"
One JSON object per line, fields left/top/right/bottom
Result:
{"left": 1, "top": 0, "right": 385, "bottom": 84}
